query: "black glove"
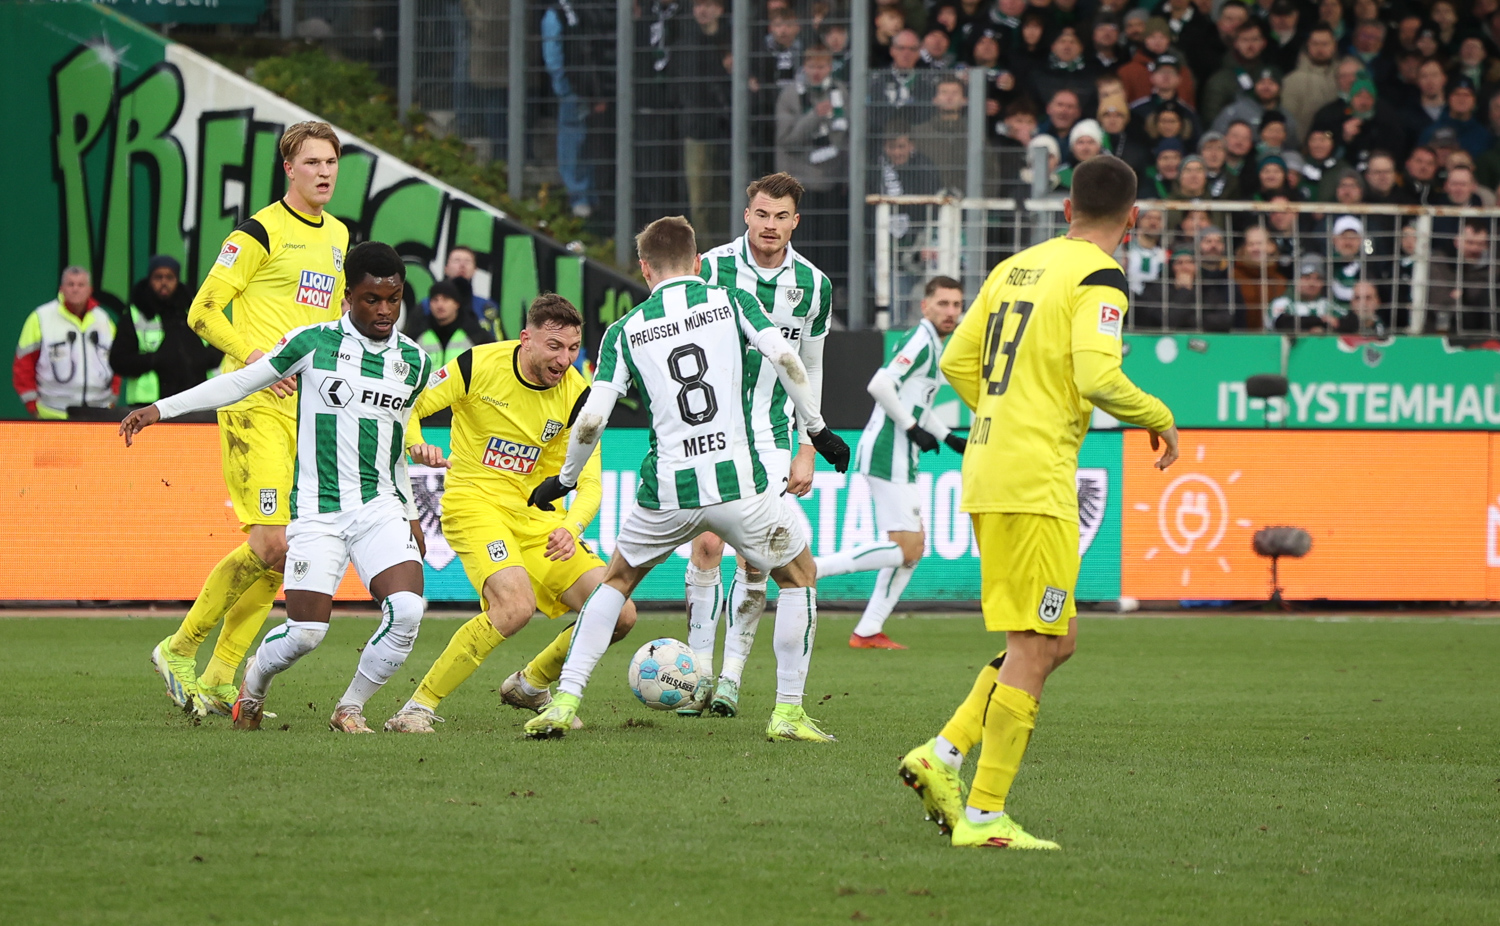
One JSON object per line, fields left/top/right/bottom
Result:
{"left": 809, "top": 428, "right": 850, "bottom": 473}
{"left": 944, "top": 432, "right": 968, "bottom": 455}
{"left": 528, "top": 475, "right": 575, "bottom": 511}
{"left": 906, "top": 424, "right": 939, "bottom": 453}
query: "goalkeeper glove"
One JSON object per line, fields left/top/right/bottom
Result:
{"left": 906, "top": 424, "right": 939, "bottom": 453}
{"left": 943, "top": 432, "right": 967, "bottom": 454}
{"left": 809, "top": 428, "right": 851, "bottom": 473}
{"left": 528, "top": 475, "right": 575, "bottom": 511}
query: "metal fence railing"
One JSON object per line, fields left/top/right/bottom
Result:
{"left": 872, "top": 195, "right": 1500, "bottom": 338}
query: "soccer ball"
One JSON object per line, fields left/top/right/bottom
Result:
{"left": 628, "top": 638, "right": 701, "bottom": 711}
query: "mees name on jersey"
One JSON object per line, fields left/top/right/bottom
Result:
{"left": 682, "top": 431, "right": 728, "bottom": 458}
{"left": 482, "top": 437, "right": 542, "bottom": 473}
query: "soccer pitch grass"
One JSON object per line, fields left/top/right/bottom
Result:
{"left": 1, "top": 613, "right": 1496, "bottom": 925}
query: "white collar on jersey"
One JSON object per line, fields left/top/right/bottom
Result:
{"left": 338, "top": 310, "right": 401, "bottom": 351}
{"left": 651, "top": 274, "right": 704, "bottom": 293}
{"left": 737, "top": 234, "right": 797, "bottom": 278}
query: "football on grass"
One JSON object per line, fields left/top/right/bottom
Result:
{"left": 628, "top": 638, "right": 701, "bottom": 710}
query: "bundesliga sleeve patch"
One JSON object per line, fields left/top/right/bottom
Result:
{"left": 296, "top": 270, "right": 337, "bottom": 309}
{"left": 1098, "top": 303, "right": 1123, "bottom": 338}
{"left": 216, "top": 242, "right": 240, "bottom": 268}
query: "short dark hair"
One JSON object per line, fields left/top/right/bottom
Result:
{"left": 527, "top": 293, "right": 584, "bottom": 330}
{"left": 428, "top": 279, "right": 461, "bottom": 303}
{"left": 1069, "top": 155, "right": 1138, "bottom": 222}
{"left": 924, "top": 276, "right": 963, "bottom": 297}
{"left": 746, "top": 171, "right": 804, "bottom": 208}
{"left": 635, "top": 215, "right": 698, "bottom": 272}
{"left": 345, "top": 242, "right": 406, "bottom": 286}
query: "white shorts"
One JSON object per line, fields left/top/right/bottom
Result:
{"left": 617, "top": 491, "right": 808, "bottom": 572}
{"left": 284, "top": 496, "right": 421, "bottom": 596}
{"left": 865, "top": 474, "right": 923, "bottom": 534}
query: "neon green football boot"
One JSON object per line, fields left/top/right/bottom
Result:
{"left": 897, "top": 739, "right": 967, "bottom": 835}
{"left": 950, "top": 813, "right": 1061, "bottom": 850}
{"left": 524, "top": 691, "right": 581, "bottom": 739}
{"left": 765, "top": 703, "right": 837, "bottom": 743}
{"left": 195, "top": 679, "right": 240, "bottom": 718}
{"left": 150, "top": 636, "right": 199, "bottom": 712}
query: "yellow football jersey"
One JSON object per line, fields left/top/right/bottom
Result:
{"left": 409, "top": 341, "right": 602, "bottom": 535}
{"left": 188, "top": 199, "right": 349, "bottom": 415}
{"left": 941, "top": 236, "right": 1171, "bottom": 521}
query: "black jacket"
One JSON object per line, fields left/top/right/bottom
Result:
{"left": 110, "top": 278, "right": 222, "bottom": 403}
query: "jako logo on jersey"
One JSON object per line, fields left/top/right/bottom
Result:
{"left": 217, "top": 242, "right": 240, "bottom": 268}
{"left": 297, "top": 270, "right": 337, "bottom": 309}
{"left": 482, "top": 438, "right": 542, "bottom": 473}
{"left": 1098, "top": 303, "right": 1123, "bottom": 338}
{"left": 541, "top": 419, "right": 563, "bottom": 442}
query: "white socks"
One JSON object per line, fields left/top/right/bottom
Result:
{"left": 340, "top": 591, "right": 425, "bottom": 710}
{"left": 934, "top": 735, "right": 964, "bottom": 771}
{"left": 966, "top": 806, "right": 1004, "bottom": 823}
{"left": 853, "top": 564, "right": 916, "bottom": 637}
{"left": 718, "top": 569, "right": 768, "bottom": 686}
{"left": 772, "top": 586, "right": 818, "bottom": 705}
{"left": 815, "top": 540, "right": 904, "bottom": 579}
{"left": 684, "top": 563, "right": 722, "bottom": 678}
{"left": 558, "top": 584, "right": 627, "bottom": 698}
{"left": 245, "top": 619, "right": 328, "bottom": 699}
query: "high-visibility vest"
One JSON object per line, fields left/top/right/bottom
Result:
{"left": 23, "top": 299, "right": 116, "bottom": 418}
{"left": 415, "top": 326, "right": 484, "bottom": 368}
{"left": 122, "top": 305, "right": 164, "bottom": 406}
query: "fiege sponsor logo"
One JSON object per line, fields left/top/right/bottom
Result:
{"left": 296, "top": 270, "right": 337, "bottom": 309}
{"left": 482, "top": 437, "right": 541, "bottom": 473}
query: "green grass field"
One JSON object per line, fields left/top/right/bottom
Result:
{"left": 1, "top": 611, "right": 1496, "bottom": 925}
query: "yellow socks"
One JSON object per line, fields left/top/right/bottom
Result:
{"left": 522, "top": 624, "right": 575, "bottom": 689}
{"left": 199, "top": 569, "right": 283, "bottom": 687}
{"left": 968, "top": 683, "right": 1039, "bottom": 813}
{"left": 938, "top": 652, "right": 1005, "bottom": 755}
{"left": 169, "top": 544, "right": 269, "bottom": 658}
{"left": 412, "top": 614, "right": 505, "bottom": 710}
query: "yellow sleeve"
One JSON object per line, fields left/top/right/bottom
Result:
{"left": 404, "top": 419, "right": 427, "bottom": 449}
{"left": 1072, "top": 350, "right": 1174, "bottom": 431}
{"left": 188, "top": 229, "right": 270, "bottom": 363}
{"left": 939, "top": 292, "right": 987, "bottom": 411}
{"left": 409, "top": 356, "right": 468, "bottom": 420}
{"left": 563, "top": 443, "right": 603, "bottom": 535}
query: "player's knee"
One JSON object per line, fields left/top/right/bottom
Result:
{"left": 691, "top": 533, "right": 725, "bottom": 566}
{"left": 487, "top": 592, "right": 536, "bottom": 636}
{"left": 1053, "top": 634, "right": 1078, "bottom": 667}
{"left": 685, "top": 563, "right": 719, "bottom": 588}
{"left": 382, "top": 591, "right": 425, "bottom": 648}
{"left": 285, "top": 620, "right": 328, "bottom": 656}
{"left": 251, "top": 530, "right": 288, "bottom": 565}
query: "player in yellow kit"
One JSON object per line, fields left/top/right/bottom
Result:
{"left": 897, "top": 156, "right": 1180, "bottom": 850}
{"left": 383, "top": 295, "right": 638, "bottom": 734}
{"left": 149, "top": 121, "right": 351, "bottom": 717}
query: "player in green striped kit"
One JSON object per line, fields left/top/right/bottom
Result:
{"left": 120, "top": 243, "right": 447, "bottom": 733}
{"left": 683, "top": 172, "right": 835, "bottom": 719}
{"left": 814, "top": 277, "right": 967, "bottom": 649}
{"left": 523, "top": 216, "right": 850, "bottom": 742}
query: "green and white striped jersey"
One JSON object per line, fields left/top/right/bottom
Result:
{"left": 266, "top": 316, "right": 432, "bottom": 518}
{"left": 854, "top": 318, "right": 947, "bottom": 484}
{"left": 699, "top": 236, "right": 832, "bottom": 453}
{"left": 593, "top": 276, "right": 776, "bottom": 510}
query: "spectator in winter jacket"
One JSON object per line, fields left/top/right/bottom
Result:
{"left": 1029, "top": 26, "right": 1099, "bottom": 117}
{"left": 1211, "top": 65, "right": 1302, "bottom": 148}
{"left": 1311, "top": 74, "right": 1406, "bottom": 172}
{"left": 1201, "top": 21, "right": 1268, "bottom": 125}
{"left": 421, "top": 247, "right": 500, "bottom": 336}
{"left": 1129, "top": 54, "right": 1201, "bottom": 142}
{"left": 1401, "top": 57, "right": 1450, "bottom": 143}
{"left": 1281, "top": 26, "right": 1341, "bottom": 133}
{"left": 1263, "top": 0, "right": 1307, "bottom": 74}
{"left": 1417, "top": 76, "right": 1493, "bottom": 158}
{"left": 404, "top": 279, "right": 494, "bottom": 368}
{"left": 13, "top": 266, "right": 116, "bottom": 419}
{"left": 1161, "top": 0, "right": 1220, "bottom": 85}
{"left": 110, "top": 255, "right": 222, "bottom": 408}
{"left": 1118, "top": 19, "right": 1196, "bottom": 109}
{"left": 1134, "top": 246, "right": 1232, "bottom": 331}
{"left": 1397, "top": 144, "right": 1440, "bottom": 204}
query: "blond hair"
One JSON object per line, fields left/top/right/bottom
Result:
{"left": 279, "top": 121, "right": 342, "bottom": 163}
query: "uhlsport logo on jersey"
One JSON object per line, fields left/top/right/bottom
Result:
{"left": 296, "top": 270, "right": 337, "bottom": 309}
{"left": 482, "top": 437, "right": 542, "bottom": 473}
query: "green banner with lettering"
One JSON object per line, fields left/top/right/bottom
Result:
{"left": 1122, "top": 334, "right": 1500, "bottom": 428}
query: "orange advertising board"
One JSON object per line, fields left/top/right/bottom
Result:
{"left": 1122, "top": 430, "right": 1493, "bottom": 601}
{"left": 0, "top": 423, "right": 369, "bottom": 601}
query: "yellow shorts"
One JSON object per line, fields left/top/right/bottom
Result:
{"left": 219, "top": 406, "right": 297, "bottom": 529}
{"left": 442, "top": 495, "right": 604, "bottom": 619}
{"left": 972, "top": 512, "right": 1080, "bottom": 636}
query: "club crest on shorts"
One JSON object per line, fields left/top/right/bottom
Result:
{"left": 291, "top": 561, "right": 310, "bottom": 581}
{"left": 1038, "top": 586, "right": 1068, "bottom": 623}
{"left": 541, "top": 418, "right": 564, "bottom": 442}
{"left": 785, "top": 287, "right": 804, "bottom": 308}
{"left": 487, "top": 540, "right": 509, "bottom": 562}
{"left": 258, "top": 488, "right": 278, "bottom": 516}
{"left": 331, "top": 245, "right": 344, "bottom": 272}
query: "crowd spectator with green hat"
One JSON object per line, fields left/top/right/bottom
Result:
{"left": 1311, "top": 69, "right": 1405, "bottom": 170}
